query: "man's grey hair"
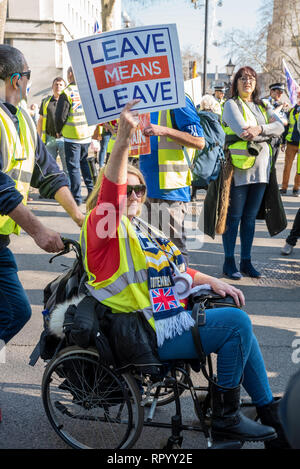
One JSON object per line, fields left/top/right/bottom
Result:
{"left": 200, "top": 94, "right": 221, "bottom": 114}
{"left": 0, "top": 45, "right": 26, "bottom": 80}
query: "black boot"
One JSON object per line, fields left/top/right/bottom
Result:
{"left": 256, "top": 398, "right": 291, "bottom": 449}
{"left": 211, "top": 385, "right": 277, "bottom": 443}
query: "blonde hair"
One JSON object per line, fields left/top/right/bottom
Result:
{"left": 200, "top": 94, "right": 221, "bottom": 114}
{"left": 86, "top": 164, "right": 147, "bottom": 212}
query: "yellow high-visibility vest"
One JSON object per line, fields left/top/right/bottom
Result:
{"left": 41, "top": 95, "right": 52, "bottom": 143}
{"left": 80, "top": 213, "right": 155, "bottom": 330}
{"left": 223, "top": 97, "right": 271, "bottom": 170}
{"left": 0, "top": 105, "right": 36, "bottom": 235}
{"left": 157, "top": 110, "right": 195, "bottom": 189}
{"left": 61, "top": 84, "right": 94, "bottom": 140}
{"left": 286, "top": 108, "right": 299, "bottom": 143}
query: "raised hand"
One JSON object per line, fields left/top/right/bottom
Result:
{"left": 117, "top": 99, "right": 140, "bottom": 140}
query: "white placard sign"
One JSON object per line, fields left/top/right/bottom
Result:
{"left": 67, "top": 24, "right": 185, "bottom": 125}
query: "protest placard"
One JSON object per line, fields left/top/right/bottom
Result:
{"left": 67, "top": 24, "right": 185, "bottom": 125}
{"left": 129, "top": 113, "right": 151, "bottom": 156}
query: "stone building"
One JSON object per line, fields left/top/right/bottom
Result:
{"left": 4, "top": 0, "right": 121, "bottom": 104}
{"left": 266, "top": 0, "right": 300, "bottom": 81}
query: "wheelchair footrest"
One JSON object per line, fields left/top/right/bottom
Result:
{"left": 209, "top": 439, "right": 243, "bottom": 449}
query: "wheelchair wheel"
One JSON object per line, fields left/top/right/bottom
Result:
{"left": 42, "top": 346, "right": 144, "bottom": 449}
{"left": 144, "top": 363, "right": 191, "bottom": 407}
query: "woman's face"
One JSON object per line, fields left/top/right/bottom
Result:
{"left": 237, "top": 72, "right": 256, "bottom": 99}
{"left": 126, "top": 173, "right": 144, "bottom": 219}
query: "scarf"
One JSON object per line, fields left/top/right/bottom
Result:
{"left": 132, "top": 218, "right": 195, "bottom": 347}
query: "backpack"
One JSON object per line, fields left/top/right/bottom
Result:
{"left": 29, "top": 239, "right": 116, "bottom": 368}
{"left": 29, "top": 240, "right": 87, "bottom": 364}
{"left": 192, "top": 110, "right": 225, "bottom": 189}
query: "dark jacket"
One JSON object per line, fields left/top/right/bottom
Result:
{"left": 203, "top": 160, "right": 287, "bottom": 239}
{"left": 99, "top": 309, "right": 162, "bottom": 375}
{"left": 55, "top": 82, "right": 75, "bottom": 134}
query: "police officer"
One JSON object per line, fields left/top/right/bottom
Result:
{"left": 266, "top": 83, "right": 290, "bottom": 112}
{"left": 0, "top": 45, "right": 84, "bottom": 344}
{"left": 55, "top": 67, "right": 95, "bottom": 206}
{"left": 262, "top": 83, "right": 289, "bottom": 165}
{"left": 213, "top": 84, "right": 226, "bottom": 113}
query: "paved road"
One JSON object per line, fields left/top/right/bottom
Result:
{"left": 0, "top": 153, "right": 299, "bottom": 449}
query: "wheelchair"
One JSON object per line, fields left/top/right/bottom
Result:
{"left": 38, "top": 239, "right": 259, "bottom": 450}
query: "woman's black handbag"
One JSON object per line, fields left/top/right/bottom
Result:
{"left": 188, "top": 290, "right": 239, "bottom": 371}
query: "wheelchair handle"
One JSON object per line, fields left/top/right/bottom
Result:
{"left": 49, "top": 237, "right": 82, "bottom": 263}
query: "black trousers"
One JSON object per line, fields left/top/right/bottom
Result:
{"left": 286, "top": 208, "right": 300, "bottom": 246}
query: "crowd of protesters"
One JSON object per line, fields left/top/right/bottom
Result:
{"left": 0, "top": 42, "right": 299, "bottom": 449}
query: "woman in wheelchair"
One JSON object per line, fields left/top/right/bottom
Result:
{"left": 80, "top": 100, "right": 288, "bottom": 448}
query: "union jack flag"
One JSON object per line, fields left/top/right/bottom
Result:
{"left": 70, "top": 90, "right": 82, "bottom": 111}
{"left": 94, "top": 20, "right": 101, "bottom": 34}
{"left": 283, "top": 59, "right": 300, "bottom": 106}
{"left": 150, "top": 287, "right": 179, "bottom": 312}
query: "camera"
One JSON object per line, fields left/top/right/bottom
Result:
{"left": 247, "top": 141, "right": 263, "bottom": 156}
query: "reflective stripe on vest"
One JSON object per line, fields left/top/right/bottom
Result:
{"left": 157, "top": 110, "right": 195, "bottom": 189}
{"left": 286, "top": 110, "right": 299, "bottom": 143}
{"left": 223, "top": 98, "right": 270, "bottom": 170}
{"left": 61, "top": 84, "right": 93, "bottom": 139}
{"left": 0, "top": 106, "right": 36, "bottom": 235}
{"left": 80, "top": 214, "right": 155, "bottom": 327}
{"left": 41, "top": 96, "right": 52, "bottom": 143}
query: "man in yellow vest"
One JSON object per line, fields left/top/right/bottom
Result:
{"left": 139, "top": 96, "right": 205, "bottom": 264}
{"left": 37, "top": 77, "right": 69, "bottom": 179}
{"left": 0, "top": 45, "right": 85, "bottom": 344}
{"left": 280, "top": 90, "right": 300, "bottom": 196}
{"left": 55, "top": 67, "right": 95, "bottom": 205}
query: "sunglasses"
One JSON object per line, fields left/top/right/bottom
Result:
{"left": 20, "top": 70, "right": 31, "bottom": 80}
{"left": 127, "top": 184, "right": 146, "bottom": 197}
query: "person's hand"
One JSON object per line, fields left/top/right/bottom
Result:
{"left": 117, "top": 100, "right": 140, "bottom": 139}
{"left": 90, "top": 139, "right": 100, "bottom": 152}
{"left": 209, "top": 278, "right": 245, "bottom": 308}
{"left": 73, "top": 211, "right": 85, "bottom": 228}
{"left": 32, "top": 227, "right": 65, "bottom": 253}
{"left": 143, "top": 123, "right": 166, "bottom": 137}
{"left": 241, "top": 125, "right": 262, "bottom": 140}
{"left": 281, "top": 144, "right": 286, "bottom": 152}
{"left": 282, "top": 102, "right": 290, "bottom": 112}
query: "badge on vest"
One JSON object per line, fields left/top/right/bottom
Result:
{"left": 150, "top": 287, "right": 181, "bottom": 313}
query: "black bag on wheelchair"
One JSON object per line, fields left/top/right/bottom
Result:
{"left": 186, "top": 290, "right": 239, "bottom": 373}
{"left": 38, "top": 256, "right": 87, "bottom": 361}
{"left": 189, "top": 289, "right": 238, "bottom": 309}
{"left": 30, "top": 240, "right": 89, "bottom": 364}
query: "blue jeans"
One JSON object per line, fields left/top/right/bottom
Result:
{"left": 158, "top": 307, "right": 273, "bottom": 407}
{"left": 0, "top": 248, "right": 31, "bottom": 343}
{"left": 98, "top": 133, "right": 111, "bottom": 167}
{"left": 64, "top": 141, "right": 94, "bottom": 205}
{"left": 222, "top": 183, "right": 267, "bottom": 259}
{"left": 45, "top": 135, "right": 69, "bottom": 184}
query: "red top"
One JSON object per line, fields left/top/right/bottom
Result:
{"left": 85, "top": 175, "right": 198, "bottom": 284}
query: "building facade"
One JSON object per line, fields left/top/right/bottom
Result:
{"left": 4, "top": 0, "right": 122, "bottom": 104}
{"left": 266, "top": 0, "right": 300, "bottom": 81}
